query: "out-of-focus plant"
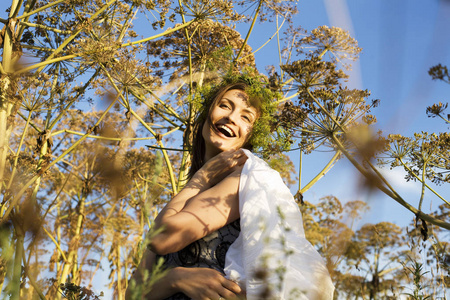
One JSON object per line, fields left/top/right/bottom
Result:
{"left": 0, "top": 0, "right": 449, "bottom": 299}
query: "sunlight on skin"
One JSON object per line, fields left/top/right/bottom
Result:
{"left": 151, "top": 89, "right": 259, "bottom": 255}
{"left": 203, "top": 89, "right": 258, "bottom": 161}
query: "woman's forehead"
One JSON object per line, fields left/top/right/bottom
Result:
{"left": 230, "top": 89, "right": 248, "bottom": 101}
{"left": 221, "top": 89, "right": 257, "bottom": 110}
{"left": 223, "top": 89, "right": 248, "bottom": 100}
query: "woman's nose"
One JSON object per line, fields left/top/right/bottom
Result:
{"left": 226, "top": 110, "right": 239, "bottom": 124}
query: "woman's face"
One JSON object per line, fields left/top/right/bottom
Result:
{"left": 202, "top": 89, "right": 258, "bottom": 160}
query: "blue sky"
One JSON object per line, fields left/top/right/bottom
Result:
{"left": 128, "top": 0, "right": 450, "bottom": 227}
{"left": 93, "top": 1, "right": 450, "bottom": 297}
{"left": 236, "top": 0, "right": 450, "bottom": 227}
{"left": 285, "top": 0, "right": 450, "bottom": 227}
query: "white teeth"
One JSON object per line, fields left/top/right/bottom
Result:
{"left": 217, "top": 124, "right": 235, "bottom": 137}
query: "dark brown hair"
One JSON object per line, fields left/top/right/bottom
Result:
{"left": 188, "top": 81, "right": 262, "bottom": 179}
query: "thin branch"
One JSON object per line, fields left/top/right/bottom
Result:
{"left": 17, "top": 0, "right": 65, "bottom": 20}
{"left": 398, "top": 158, "right": 449, "bottom": 206}
{"left": 18, "top": 21, "right": 72, "bottom": 34}
{"left": 234, "top": 0, "right": 263, "bottom": 62}
{"left": 237, "top": 14, "right": 286, "bottom": 62}
{"left": 1, "top": 89, "right": 120, "bottom": 224}
{"left": 146, "top": 145, "right": 186, "bottom": 152}
{"left": 102, "top": 66, "right": 178, "bottom": 195}
{"left": 42, "top": 227, "right": 68, "bottom": 262}
{"left": 276, "top": 14, "right": 284, "bottom": 82}
{"left": 300, "top": 150, "right": 340, "bottom": 193}
{"left": 36, "top": 0, "right": 117, "bottom": 73}
{"left": 418, "top": 160, "right": 427, "bottom": 211}
{"left": 6, "top": 110, "right": 32, "bottom": 190}
{"left": 120, "top": 19, "right": 195, "bottom": 47}
{"left": 51, "top": 129, "right": 156, "bottom": 141}
{"left": 332, "top": 133, "right": 450, "bottom": 230}
{"left": 16, "top": 54, "right": 78, "bottom": 74}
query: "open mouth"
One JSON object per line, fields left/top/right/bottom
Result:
{"left": 215, "top": 124, "right": 235, "bottom": 138}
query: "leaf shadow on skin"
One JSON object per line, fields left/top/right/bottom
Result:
{"left": 183, "top": 170, "right": 241, "bottom": 238}
{"left": 149, "top": 152, "right": 245, "bottom": 255}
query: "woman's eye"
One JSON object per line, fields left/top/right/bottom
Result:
{"left": 242, "top": 115, "right": 251, "bottom": 122}
{"left": 219, "top": 104, "right": 230, "bottom": 109}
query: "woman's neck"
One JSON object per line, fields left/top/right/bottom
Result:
{"left": 203, "top": 148, "right": 221, "bottom": 163}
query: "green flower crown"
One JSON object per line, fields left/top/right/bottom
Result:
{"left": 195, "top": 70, "right": 292, "bottom": 156}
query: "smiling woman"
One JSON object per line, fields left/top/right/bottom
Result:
{"left": 203, "top": 89, "right": 258, "bottom": 161}
{"left": 126, "top": 74, "right": 334, "bottom": 300}
{"left": 188, "top": 78, "right": 271, "bottom": 180}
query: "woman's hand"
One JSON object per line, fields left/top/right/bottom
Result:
{"left": 192, "top": 149, "right": 247, "bottom": 189}
{"left": 170, "top": 267, "right": 244, "bottom": 300}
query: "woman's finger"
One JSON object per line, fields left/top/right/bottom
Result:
{"left": 220, "top": 278, "right": 242, "bottom": 295}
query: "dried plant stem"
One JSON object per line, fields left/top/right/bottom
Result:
{"left": 0, "top": 0, "right": 20, "bottom": 187}
{"left": 18, "top": 20, "right": 72, "bottom": 34}
{"left": 17, "top": 0, "right": 65, "bottom": 20}
{"left": 48, "top": 68, "right": 101, "bottom": 130}
{"left": 22, "top": 259, "right": 47, "bottom": 300}
{"left": 11, "top": 228, "right": 24, "bottom": 300}
{"left": 43, "top": 227, "right": 68, "bottom": 262}
{"left": 38, "top": 0, "right": 117, "bottom": 72}
{"left": 6, "top": 110, "right": 32, "bottom": 191}
{"left": 53, "top": 129, "right": 157, "bottom": 142}
{"left": 103, "top": 67, "right": 178, "bottom": 195}
{"left": 398, "top": 158, "right": 449, "bottom": 205}
{"left": 10, "top": 0, "right": 24, "bottom": 18}
{"left": 300, "top": 150, "right": 340, "bottom": 193}
{"left": 116, "top": 245, "right": 123, "bottom": 300}
{"left": 235, "top": 0, "right": 263, "bottom": 62}
{"left": 1, "top": 90, "right": 120, "bottom": 225}
{"left": 120, "top": 19, "right": 195, "bottom": 48}
{"left": 419, "top": 162, "right": 427, "bottom": 211}
{"left": 0, "top": 119, "right": 12, "bottom": 197}
{"left": 238, "top": 15, "right": 286, "bottom": 62}
{"left": 128, "top": 107, "right": 177, "bottom": 195}
{"left": 118, "top": 3, "right": 138, "bottom": 42}
{"left": 298, "top": 149, "right": 302, "bottom": 193}
{"left": 16, "top": 54, "right": 78, "bottom": 74}
{"left": 438, "top": 114, "right": 450, "bottom": 124}
{"left": 133, "top": 77, "right": 183, "bottom": 123}
{"left": 177, "top": 0, "right": 195, "bottom": 189}
{"left": 331, "top": 133, "right": 450, "bottom": 230}
{"left": 276, "top": 15, "right": 284, "bottom": 81}
{"left": 58, "top": 193, "right": 87, "bottom": 293}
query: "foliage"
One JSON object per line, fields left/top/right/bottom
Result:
{"left": 0, "top": 0, "right": 448, "bottom": 298}
{"left": 301, "top": 196, "right": 449, "bottom": 299}
{"left": 59, "top": 282, "right": 104, "bottom": 300}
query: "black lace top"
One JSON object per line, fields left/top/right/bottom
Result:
{"left": 157, "top": 219, "right": 241, "bottom": 300}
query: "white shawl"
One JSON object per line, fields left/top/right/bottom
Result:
{"left": 224, "top": 150, "right": 334, "bottom": 300}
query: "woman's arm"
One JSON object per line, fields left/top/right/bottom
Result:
{"left": 155, "top": 149, "right": 247, "bottom": 221}
{"left": 151, "top": 168, "right": 242, "bottom": 255}
{"left": 126, "top": 249, "right": 243, "bottom": 300}
{"left": 150, "top": 150, "right": 246, "bottom": 255}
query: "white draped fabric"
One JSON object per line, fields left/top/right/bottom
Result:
{"left": 224, "top": 150, "right": 334, "bottom": 300}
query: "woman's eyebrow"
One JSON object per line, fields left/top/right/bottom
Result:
{"left": 242, "top": 107, "right": 256, "bottom": 116}
{"left": 222, "top": 97, "right": 256, "bottom": 116}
